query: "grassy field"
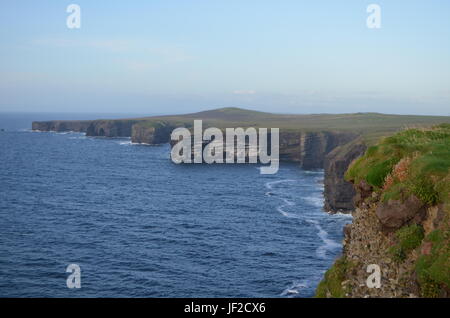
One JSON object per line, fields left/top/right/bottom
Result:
{"left": 127, "top": 107, "right": 450, "bottom": 140}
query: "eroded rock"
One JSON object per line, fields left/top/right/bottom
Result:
{"left": 375, "top": 195, "right": 424, "bottom": 229}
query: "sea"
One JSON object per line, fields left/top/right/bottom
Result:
{"left": 0, "top": 112, "right": 352, "bottom": 297}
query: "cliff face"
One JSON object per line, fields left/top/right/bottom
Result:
{"left": 324, "top": 139, "right": 367, "bottom": 212}
{"left": 32, "top": 120, "right": 92, "bottom": 132}
{"left": 33, "top": 119, "right": 141, "bottom": 138}
{"left": 131, "top": 122, "right": 176, "bottom": 144}
{"left": 279, "top": 131, "right": 363, "bottom": 212}
{"left": 334, "top": 197, "right": 446, "bottom": 297}
{"left": 86, "top": 120, "right": 140, "bottom": 138}
{"left": 280, "top": 131, "right": 359, "bottom": 169}
{"left": 317, "top": 188, "right": 449, "bottom": 298}
{"left": 317, "top": 125, "right": 450, "bottom": 298}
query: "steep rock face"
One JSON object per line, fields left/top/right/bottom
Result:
{"left": 317, "top": 187, "right": 449, "bottom": 298}
{"left": 85, "top": 120, "right": 140, "bottom": 137}
{"left": 376, "top": 195, "right": 426, "bottom": 230}
{"left": 280, "top": 131, "right": 359, "bottom": 169}
{"left": 132, "top": 122, "right": 176, "bottom": 144}
{"left": 324, "top": 140, "right": 367, "bottom": 212}
{"left": 278, "top": 131, "right": 303, "bottom": 162}
{"left": 32, "top": 120, "right": 92, "bottom": 132}
{"left": 317, "top": 124, "right": 450, "bottom": 298}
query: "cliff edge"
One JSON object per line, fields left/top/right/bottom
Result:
{"left": 316, "top": 124, "right": 450, "bottom": 298}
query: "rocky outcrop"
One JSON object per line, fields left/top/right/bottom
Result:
{"left": 32, "top": 120, "right": 92, "bottom": 132}
{"left": 86, "top": 120, "right": 140, "bottom": 137}
{"left": 317, "top": 124, "right": 450, "bottom": 298}
{"left": 318, "top": 188, "right": 449, "bottom": 298}
{"left": 279, "top": 131, "right": 359, "bottom": 170}
{"left": 339, "top": 197, "right": 422, "bottom": 298}
{"left": 33, "top": 119, "right": 143, "bottom": 138}
{"left": 300, "top": 132, "right": 358, "bottom": 169}
{"left": 324, "top": 139, "right": 367, "bottom": 212}
{"left": 376, "top": 195, "right": 426, "bottom": 230}
{"left": 132, "top": 122, "right": 176, "bottom": 144}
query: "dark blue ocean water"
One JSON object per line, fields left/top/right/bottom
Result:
{"left": 0, "top": 113, "right": 352, "bottom": 297}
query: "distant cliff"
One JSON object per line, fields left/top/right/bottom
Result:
{"left": 86, "top": 119, "right": 141, "bottom": 138}
{"left": 32, "top": 108, "right": 450, "bottom": 213}
{"left": 132, "top": 121, "right": 177, "bottom": 144}
{"left": 32, "top": 120, "right": 92, "bottom": 133}
{"left": 316, "top": 124, "right": 450, "bottom": 298}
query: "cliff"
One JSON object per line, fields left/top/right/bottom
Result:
{"left": 278, "top": 131, "right": 358, "bottom": 169}
{"left": 85, "top": 119, "right": 141, "bottom": 138}
{"left": 32, "top": 120, "right": 92, "bottom": 132}
{"left": 131, "top": 121, "right": 177, "bottom": 144}
{"left": 32, "top": 108, "right": 450, "bottom": 213}
{"left": 324, "top": 139, "right": 367, "bottom": 212}
{"left": 316, "top": 124, "right": 450, "bottom": 298}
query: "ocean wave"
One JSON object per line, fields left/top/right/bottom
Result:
{"left": 306, "top": 220, "right": 341, "bottom": 259}
{"left": 280, "top": 279, "right": 310, "bottom": 297}
{"left": 276, "top": 206, "right": 302, "bottom": 219}
{"left": 264, "top": 179, "right": 296, "bottom": 190}
{"left": 303, "top": 170, "right": 324, "bottom": 175}
{"left": 303, "top": 196, "right": 324, "bottom": 208}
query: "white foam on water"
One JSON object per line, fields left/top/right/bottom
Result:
{"left": 276, "top": 206, "right": 302, "bottom": 219}
{"left": 303, "top": 195, "right": 324, "bottom": 208}
{"left": 131, "top": 142, "right": 151, "bottom": 145}
{"left": 329, "top": 212, "right": 353, "bottom": 219}
{"left": 306, "top": 219, "right": 341, "bottom": 259}
{"left": 303, "top": 170, "right": 323, "bottom": 175}
{"left": 68, "top": 136, "right": 87, "bottom": 140}
{"left": 265, "top": 179, "right": 296, "bottom": 190}
{"left": 263, "top": 174, "right": 346, "bottom": 294}
{"left": 280, "top": 279, "right": 310, "bottom": 297}
{"left": 265, "top": 179, "right": 301, "bottom": 218}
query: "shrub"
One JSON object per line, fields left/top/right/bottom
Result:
{"left": 389, "top": 224, "right": 424, "bottom": 263}
{"left": 415, "top": 229, "right": 450, "bottom": 297}
{"left": 397, "top": 224, "right": 424, "bottom": 251}
{"left": 365, "top": 159, "right": 398, "bottom": 188}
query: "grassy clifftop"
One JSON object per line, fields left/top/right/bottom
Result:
{"left": 136, "top": 107, "right": 450, "bottom": 133}
{"left": 346, "top": 124, "right": 450, "bottom": 207}
{"left": 317, "top": 124, "right": 449, "bottom": 298}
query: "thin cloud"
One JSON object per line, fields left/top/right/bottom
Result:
{"left": 233, "top": 90, "right": 256, "bottom": 95}
{"left": 32, "top": 38, "right": 130, "bottom": 52}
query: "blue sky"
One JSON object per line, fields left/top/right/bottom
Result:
{"left": 1, "top": 0, "right": 449, "bottom": 115}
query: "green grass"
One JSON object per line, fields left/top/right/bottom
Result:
{"left": 315, "top": 257, "right": 352, "bottom": 298}
{"left": 389, "top": 224, "right": 425, "bottom": 262}
{"left": 346, "top": 124, "right": 449, "bottom": 297}
{"left": 415, "top": 226, "right": 450, "bottom": 297}
{"left": 142, "top": 108, "right": 450, "bottom": 135}
{"left": 346, "top": 124, "right": 450, "bottom": 206}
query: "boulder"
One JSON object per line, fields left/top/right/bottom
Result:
{"left": 353, "top": 180, "right": 373, "bottom": 207}
{"left": 375, "top": 195, "right": 424, "bottom": 229}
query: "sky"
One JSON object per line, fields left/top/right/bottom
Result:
{"left": 0, "top": 0, "right": 449, "bottom": 115}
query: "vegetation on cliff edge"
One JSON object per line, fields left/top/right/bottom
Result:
{"left": 315, "top": 257, "right": 353, "bottom": 298}
{"left": 345, "top": 124, "right": 450, "bottom": 206}
{"left": 318, "top": 124, "right": 449, "bottom": 298}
